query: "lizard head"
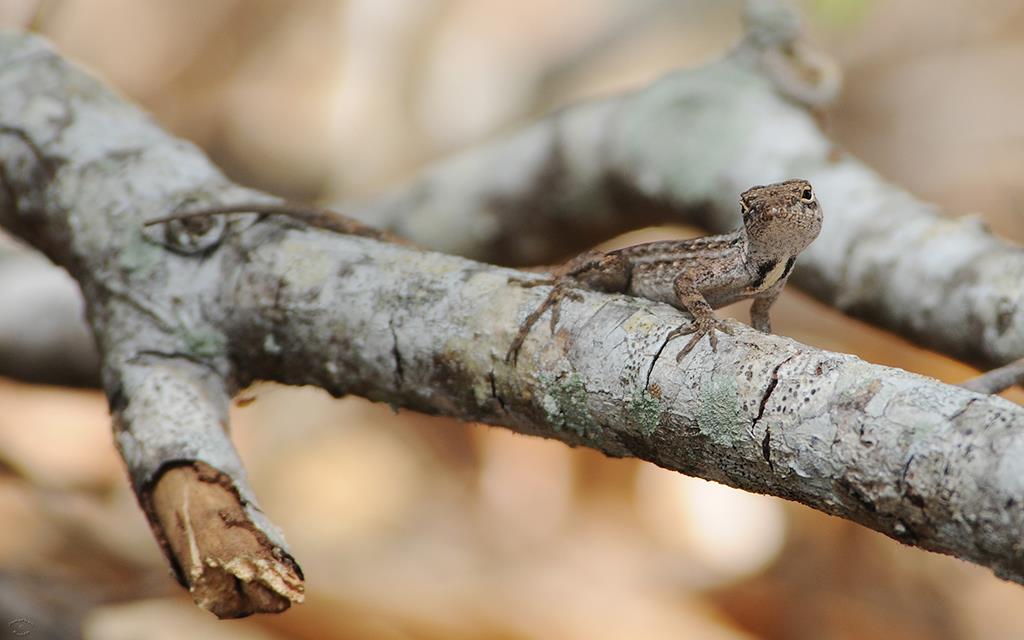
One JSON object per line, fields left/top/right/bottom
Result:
{"left": 739, "top": 178, "right": 822, "bottom": 256}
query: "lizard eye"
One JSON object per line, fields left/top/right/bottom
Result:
{"left": 800, "top": 186, "right": 815, "bottom": 202}
{"left": 740, "top": 199, "right": 751, "bottom": 218}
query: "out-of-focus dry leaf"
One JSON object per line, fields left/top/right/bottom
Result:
{"left": 0, "top": 381, "right": 119, "bottom": 490}
{"left": 84, "top": 597, "right": 282, "bottom": 640}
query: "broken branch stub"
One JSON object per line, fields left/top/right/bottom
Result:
{"left": 0, "top": 32, "right": 303, "bottom": 617}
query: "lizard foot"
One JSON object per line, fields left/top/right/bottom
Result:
{"left": 505, "top": 281, "right": 582, "bottom": 365}
{"left": 507, "top": 276, "right": 558, "bottom": 289}
{"left": 670, "top": 317, "right": 735, "bottom": 362}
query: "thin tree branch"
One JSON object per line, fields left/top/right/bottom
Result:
{"left": 961, "top": 358, "right": 1024, "bottom": 395}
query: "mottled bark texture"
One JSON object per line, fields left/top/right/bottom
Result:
{"left": 3, "top": 28, "right": 1024, "bottom": 615}
{"left": 347, "top": 1, "right": 1024, "bottom": 371}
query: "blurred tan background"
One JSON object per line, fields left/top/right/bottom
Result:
{"left": 1, "top": 0, "right": 1024, "bottom": 638}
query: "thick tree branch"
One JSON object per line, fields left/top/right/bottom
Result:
{"left": 2, "top": 29, "right": 1024, "bottom": 614}
{"left": 346, "top": 0, "right": 1023, "bottom": 371}
{"left": 226, "top": 229, "right": 1024, "bottom": 588}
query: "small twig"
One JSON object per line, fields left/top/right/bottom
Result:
{"left": 144, "top": 203, "right": 400, "bottom": 243}
{"left": 959, "top": 358, "right": 1024, "bottom": 395}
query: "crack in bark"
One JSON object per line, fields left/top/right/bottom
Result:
{"left": 389, "top": 319, "right": 404, "bottom": 388}
{"left": 754, "top": 354, "right": 797, "bottom": 470}
{"left": 898, "top": 453, "right": 931, "bottom": 520}
{"left": 488, "top": 370, "right": 508, "bottom": 413}
{"left": 949, "top": 396, "right": 980, "bottom": 423}
{"left": 645, "top": 328, "right": 676, "bottom": 390}
{"left": 132, "top": 349, "right": 221, "bottom": 373}
{"left": 900, "top": 453, "right": 916, "bottom": 487}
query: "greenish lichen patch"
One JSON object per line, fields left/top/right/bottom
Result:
{"left": 178, "top": 325, "right": 227, "bottom": 360}
{"left": 621, "top": 310, "right": 660, "bottom": 336}
{"left": 538, "top": 372, "right": 593, "bottom": 439}
{"left": 696, "top": 374, "right": 745, "bottom": 443}
{"left": 118, "top": 233, "right": 163, "bottom": 277}
{"left": 629, "top": 387, "right": 663, "bottom": 436}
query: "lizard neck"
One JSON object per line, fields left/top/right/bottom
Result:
{"left": 742, "top": 225, "right": 795, "bottom": 265}
{"left": 741, "top": 230, "right": 795, "bottom": 289}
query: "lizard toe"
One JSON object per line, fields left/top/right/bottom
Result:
{"left": 672, "top": 317, "right": 736, "bottom": 361}
{"left": 675, "top": 330, "right": 705, "bottom": 362}
{"left": 509, "top": 277, "right": 557, "bottom": 289}
{"left": 667, "top": 323, "right": 696, "bottom": 340}
{"left": 716, "top": 320, "right": 736, "bottom": 336}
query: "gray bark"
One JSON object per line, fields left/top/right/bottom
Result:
{"left": 3, "top": 29, "right": 1024, "bottom": 611}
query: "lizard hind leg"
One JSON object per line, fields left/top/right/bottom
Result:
{"left": 505, "top": 282, "right": 582, "bottom": 365}
{"left": 548, "top": 286, "right": 583, "bottom": 333}
{"left": 505, "top": 250, "right": 626, "bottom": 365}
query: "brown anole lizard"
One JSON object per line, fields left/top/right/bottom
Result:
{"left": 505, "top": 179, "right": 823, "bottom": 363}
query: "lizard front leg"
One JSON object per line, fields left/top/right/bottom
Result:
{"left": 669, "top": 275, "right": 734, "bottom": 361}
{"left": 750, "top": 284, "right": 784, "bottom": 333}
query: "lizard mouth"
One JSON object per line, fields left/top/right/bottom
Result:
{"left": 748, "top": 210, "right": 822, "bottom": 249}
{"left": 753, "top": 211, "right": 804, "bottom": 228}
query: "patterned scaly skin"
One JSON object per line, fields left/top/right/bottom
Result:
{"left": 506, "top": 179, "right": 822, "bottom": 363}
